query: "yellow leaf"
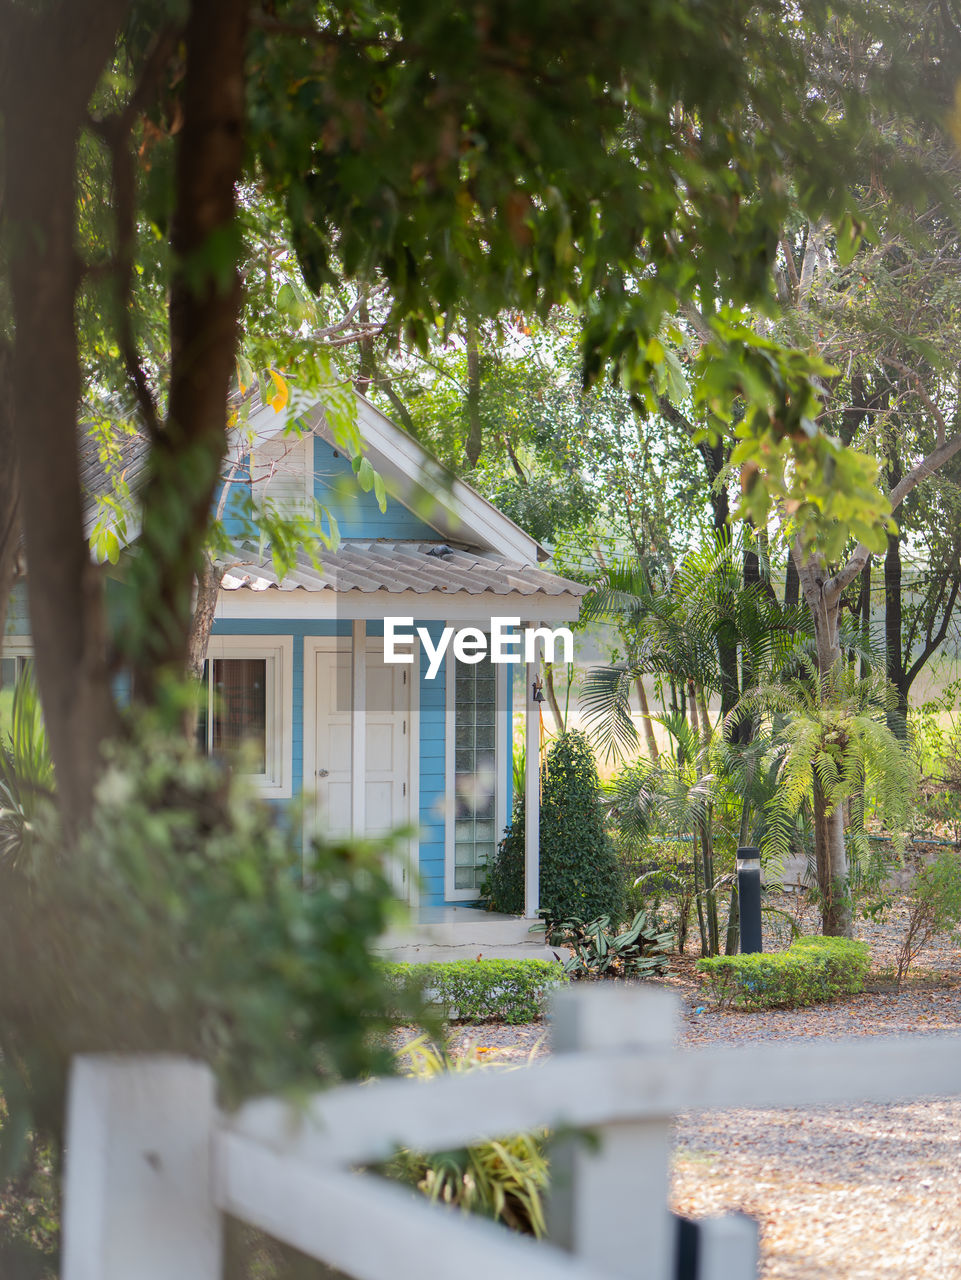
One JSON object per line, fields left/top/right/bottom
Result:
{"left": 268, "top": 369, "right": 288, "bottom": 413}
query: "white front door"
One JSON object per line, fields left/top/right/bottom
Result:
{"left": 310, "top": 642, "right": 353, "bottom": 837}
{"left": 305, "top": 636, "right": 413, "bottom": 899}
{"left": 364, "top": 642, "right": 409, "bottom": 839}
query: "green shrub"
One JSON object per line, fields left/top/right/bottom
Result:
{"left": 384, "top": 958, "right": 566, "bottom": 1023}
{"left": 484, "top": 804, "right": 526, "bottom": 915}
{"left": 484, "top": 732, "right": 625, "bottom": 923}
{"left": 545, "top": 909, "right": 673, "bottom": 980}
{"left": 896, "top": 852, "right": 961, "bottom": 989}
{"left": 697, "top": 936, "right": 870, "bottom": 1010}
{"left": 0, "top": 714, "right": 418, "bottom": 1131}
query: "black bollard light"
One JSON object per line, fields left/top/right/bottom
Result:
{"left": 736, "top": 846, "right": 763, "bottom": 954}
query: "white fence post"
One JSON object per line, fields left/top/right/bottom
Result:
{"left": 62, "top": 1055, "right": 221, "bottom": 1280}
{"left": 548, "top": 985, "right": 678, "bottom": 1280}
{"left": 695, "top": 1215, "right": 759, "bottom": 1280}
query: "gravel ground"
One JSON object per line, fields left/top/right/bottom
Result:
{"left": 668, "top": 900, "right": 961, "bottom": 1280}
{"left": 396, "top": 897, "right": 961, "bottom": 1280}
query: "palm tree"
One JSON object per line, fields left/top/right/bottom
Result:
{"left": 580, "top": 534, "right": 808, "bottom": 953}
{"left": 737, "top": 654, "right": 917, "bottom": 936}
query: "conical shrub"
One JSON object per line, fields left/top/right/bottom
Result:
{"left": 484, "top": 731, "right": 624, "bottom": 924}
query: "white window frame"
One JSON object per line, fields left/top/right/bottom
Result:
{"left": 203, "top": 634, "right": 293, "bottom": 799}
{"left": 0, "top": 637, "right": 34, "bottom": 664}
{"left": 0, "top": 638, "right": 34, "bottom": 712}
{"left": 444, "top": 635, "right": 508, "bottom": 903}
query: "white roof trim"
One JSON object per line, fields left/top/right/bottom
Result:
{"left": 215, "top": 587, "right": 582, "bottom": 624}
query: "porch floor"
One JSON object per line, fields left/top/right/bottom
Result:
{"left": 376, "top": 905, "right": 561, "bottom": 963}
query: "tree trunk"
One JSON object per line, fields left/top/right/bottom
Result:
{"left": 884, "top": 530, "right": 909, "bottom": 738}
{"left": 543, "top": 664, "right": 566, "bottom": 736}
{"left": 858, "top": 561, "right": 872, "bottom": 679}
{"left": 0, "top": 342, "right": 21, "bottom": 645}
{"left": 724, "top": 886, "right": 739, "bottom": 955}
{"left": 687, "top": 681, "right": 700, "bottom": 746}
{"left": 187, "top": 555, "right": 224, "bottom": 680}
{"left": 796, "top": 546, "right": 853, "bottom": 937}
{"left": 121, "top": 0, "right": 249, "bottom": 701}
{"left": 354, "top": 297, "right": 374, "bottom": 397}
{"left": 692, "top": 831, "right": 708, "bottom": 956}
{"left": 634, "top": 676, "right": 659, "bottom": 762}
{"left": 700, "top": 812, "right": 719, "bottom": 956}
{"left": 696, "top": 688, "right": 712, "bottom": 748}
{"left": 784, "top": 556, "right": 800, "bottom": 607}
{"left": 812, "top": 772, "right": 851, "bottom": 936}
{"left": 465, "top": 319, "right": 483, "bottom": 469}
{"left": 2, "top": 2, "right": 128, "bottom": 827}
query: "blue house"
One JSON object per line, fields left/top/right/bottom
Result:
{"left": 43, "top": 390, "right": 582, "bottom": 931}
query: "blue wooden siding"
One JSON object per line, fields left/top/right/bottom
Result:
{"left": 313, "top": 438, "right": 440, "bottom": 540}
{"left": 210, "top": 617, "right": 349, "bottom": 815}
{"left": 219, "top": 460, "right": 253, "bottom": 542}
{"left": 208, "top": 615, "right": 516, "bottom": 909}
{"left": 216, "top": 436, "right": 441, "bottom": 544}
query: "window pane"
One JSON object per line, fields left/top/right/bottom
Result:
{"left": 453, "top": 648, "right": 497, "bottom": 894}
{"left": 212, "top": 658, "right": 267, "bottom": 773}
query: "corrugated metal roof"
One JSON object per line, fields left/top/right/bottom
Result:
{"left": 221, "top": 541, "right": 588, "bottom": 597}
{"left": 78, "top": 428, "right": 151, "bottom": 538}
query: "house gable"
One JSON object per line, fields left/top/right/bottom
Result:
{"left": 240, "top": 389, "right": 544, "bottom": 562}
{"left": 311, "top": 437, "right": 442, "bottom": 541}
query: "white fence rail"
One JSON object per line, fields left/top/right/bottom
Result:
{"left": 60, "top": 985, "right": 961, "bottom": 1280}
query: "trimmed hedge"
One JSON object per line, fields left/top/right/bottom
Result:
{"left": 383, "top": 958, "right": 567, "bottom": 1024}
{"left": 697, "top": 936, "right": 871, "bottom": 1010}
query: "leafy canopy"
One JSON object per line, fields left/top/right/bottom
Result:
{"left": 243, "top": 0, "right": 918, "bottom": 548}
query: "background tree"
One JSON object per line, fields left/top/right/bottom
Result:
{"left": 1, "top": 0, "right": 923, "bottom": 832}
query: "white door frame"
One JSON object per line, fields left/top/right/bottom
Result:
{"left": 303, "top": 631, "right": 418, "bottom": 904}
{"left": 350, "top": 621, "right": 367, "bottom": 836}
{"left": 303, "top": 635, "right": 352, "bottom": 860}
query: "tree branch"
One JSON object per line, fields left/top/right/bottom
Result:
{"left": 827, "top": 427, "right": 961, "bottom": 599}
{"left": 879, "top": 354, "right": 947, "bottom": 446}
{"left": 779, "top": 236, "right": 800, "bottom": 300}
{"left": 89, "top": 26, "right": 181, "bottom": 440}
{"left": 678, "top": 301, "right": 714, "bottom": 345}
{"left": 907, "top": 573, "right": 961, "bottom": 686}
{"left": 502, "top": 432, "right": 528, "bottom": 484}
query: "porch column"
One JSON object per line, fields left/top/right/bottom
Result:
{"left": 351, "top": 620, "right": 366, "bottom": 836}
{"left": 524, "top": 624, "right": 541, "bottom": 918}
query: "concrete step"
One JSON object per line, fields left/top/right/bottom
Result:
{"left": 376, "top": 941, "right": 564, "bottom": 964}
{"left": 378, "top": 905, "right": 545, "bottom": 950}
{"left": 376, "top": 905, "right": 565, "bottom": 963}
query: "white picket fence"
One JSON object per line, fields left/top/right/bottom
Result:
{"left": 60, "top": 985, "right": 961, "bottom": 1280}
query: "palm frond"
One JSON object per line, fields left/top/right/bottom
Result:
{"left": 579, "top": 664, "right": 638, "bottom": 763}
